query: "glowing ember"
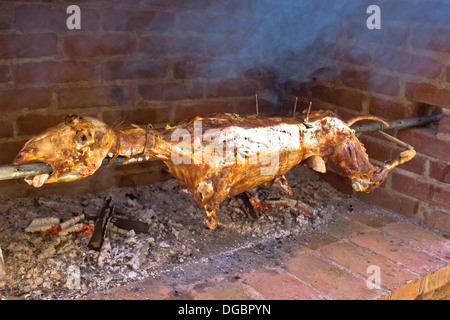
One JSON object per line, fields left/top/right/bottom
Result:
{"left": 75, "top": 223, "right": 93, "bottom": 237}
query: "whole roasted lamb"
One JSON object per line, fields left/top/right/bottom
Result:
{"left": 13, "top": 110, "right": 415, "bottom": 229}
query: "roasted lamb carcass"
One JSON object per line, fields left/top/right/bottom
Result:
{"left": 143, "top": 112, "right": 415, "bottom": 229}
{"left": 13, "top": 111, "right": 415, "bottom": 229}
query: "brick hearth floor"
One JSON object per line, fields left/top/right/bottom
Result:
{"left": 82, "top": 207, "right": 450, "bottom": 300}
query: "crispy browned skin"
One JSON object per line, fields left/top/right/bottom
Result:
{"left": 13, "top": 111, "right": 415, "bottom": 229}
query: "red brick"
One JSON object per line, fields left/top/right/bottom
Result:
{"left": 174, "top": 57, "right": 235, "bottom": 79}
{"left": 373, "top": 48, "right": 442, "bottom": 79}
{"left": 103, "top": 59, "right": 167, "bottom": 80}
{"left": 64, "top": 34, "right": 137, "bottom": 58}
{"left": 397, "top": 127, "right": 450, "bottom": 162}
{"left": 0, "top": 14, "right": 10, "bottom": 30}
{"left": 0, "top": 179, "right": 28, "bottom": 201}
{"left": 360, "top": 136, "right": 397, "bottom": 163}
{"left": 341, "top": 69, "right": 401, "bottom": 97}
{"left": 284, "top": 253, "right": 385, "bottom": 299}
{"left": 361, "top": 136, "right": 427, "bottom": 175}
{"left": 236, "top": 97, "right": 279, "bottom": 116}
{"left": 381, "top": 223, "right": 450, "bottom": 260}
{"left": 15, "top": 4, "right": 99, "bottom": 31}
{"left": 184, "top": 278, "right": 254, "bottom": 300}
{"left": 421, "top": 265, "right": 450, "bottom": 295}
{"left": 139, "top": 82, "right": 203, "bottom": 101}
{"left": 58, "top": 86, "right": 134, "bottom": 109}
{"left": 15, "top": 61, "right": 95, "bottom": 84}
{"left": 323, "top": 43, "right": 372, "bottom": 67}
{"left": 284, "top": 80, "right": 310, "bottom": 99}
{"left": 405, "top": 83, "right": 450, "bottom": 109}
{"left": 0, "top": 120, "right": 13, "bottom": 138}
{"left": 417, "top": 281, "right": 450, "bottom": 300}
{"left": 309, "top": 67, "right": 338, "bottom": 83}
{"left": 311, "top": 85, "right": 364, "bottom": 111}
{"left": 427, "top": 210, "right": 450, "bottom": 234}
{"left": 437, "top": 109, "right": 450, "bottom": 135}
{"left": 316, "top": 170, "right": 353, "bottom": 195}
{"left": 0, "top": 33, "right": 57, "bottom": 59}
{"left": 102, "top": 107, "right": 172, "bottom": 127}
{"left": 177, "top": 13, "right": 244, "bottom": 35}
{"left": 17, "top": 114, "right": 64, "bottom": 136}
{"left": 116, "top": 165, "right": 171, "bottom": 188}
{"left": 103, "top": 8, "right": 174, "bottom": 32}
{"left": 429, "top": 160, "right": 450, "bottom": 184}
{"left": 138, "top": 35, "right": 177, "bottom": 55}
{"left": 0, "top": 65, "right": 10, "bottom": 83}
{"left": 356, "top": 187, "right": 419, "bottom": 219}
{"left": 390, "top": 279, "right": 422, "bottom": 300}
{"left": 347, "top": 22, "right": 409, "bottom": 48}
{"left": 369, "top": 97, "right": 427, "bottom": 120}
{"left": 206, "top": 79, "right": 258, "bottom": 98}
{"left": 337, "top": 46, "right": 373, "bottom": 67}
{"left": 400, "top": 154, "right": 428, "bottom": 176}
{"left": 140, "top": 34, "right": 239, "bottom": 57}
{"left": 350, "top": 232, "right": 447, "bottom": 276}
{"left": 412, "top": 27, "right": 450, "bottom": 53}
{"left": 0, "top": 87, "right": 52, "bottom": 112}
{"left": 320, "top": 242, "right": 419, "bottom": 292}
{"left": 433, "top": 186, "right": 450, "bottom": 211}
{"left": 173, "top": 101, "right": 233, "bottom": 123}
{"left": 0, "top": 141, "right": 27, "bottom": 165}
{"left": 241, "top": 269, "right": 328, "bottom": 299}
{"left": 391, "top": 172, "right": 444, "bottom": 208}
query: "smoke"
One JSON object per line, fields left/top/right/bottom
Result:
{"left": 173, "top": 0, "right": 448, "bottom": 85}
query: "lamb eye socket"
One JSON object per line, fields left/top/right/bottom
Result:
{"left": 75, "top": 129, "right": 91, "bottom": 145}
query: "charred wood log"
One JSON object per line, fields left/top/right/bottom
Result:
{"left": 88, "top": 197, "right": 114, "bottom": 251}
{"left": 112, "top": 217, "right": 150, "bottom": 234}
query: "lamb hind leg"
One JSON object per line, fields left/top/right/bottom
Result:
{"left": 204, "top": 208, "right": 219, "bottom": 230}
{"left": 352, "top": 133, "right": 416, "bottom": 192}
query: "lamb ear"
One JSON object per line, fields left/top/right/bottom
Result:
{"left": 64, "top": 114, "right": 84, "bottom": 125}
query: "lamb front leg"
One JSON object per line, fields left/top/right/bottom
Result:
{"left": 265, "top": 175, "right": 293, "bottom": 196}
{"left": 351, "top": 132, "right": 416, "bottom": 192}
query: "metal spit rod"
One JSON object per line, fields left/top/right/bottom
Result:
{"left": 0, "top": 154, "right": 155, "bottom": 182}
{"left": 352, "top": 114, "right": 441, "bottom": 133}
{"left": 0, "top": 114, "right": 441, "bottom": 182}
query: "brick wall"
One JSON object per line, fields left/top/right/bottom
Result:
{"left": 0, "top": 1, "right": 448, "bottom": 233}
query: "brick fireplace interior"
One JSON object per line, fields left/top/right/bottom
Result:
{"left": 0, "top": 0, "right": 447, "bottom": 232}
{"left": 0, "top": 0, "right": 448, "bottom": 300}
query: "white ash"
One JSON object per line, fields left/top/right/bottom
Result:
{"left": 0, "top": 165, "right": 351, "bottom": 299}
